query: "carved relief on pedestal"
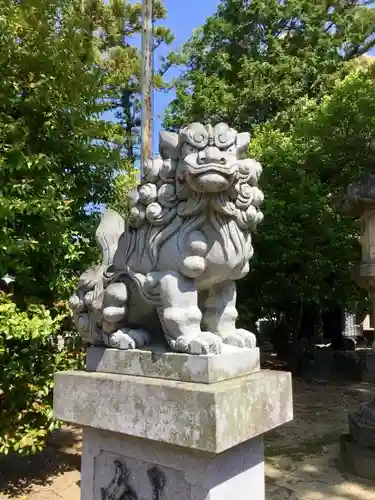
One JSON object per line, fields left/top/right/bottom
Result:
{"left": 101, "top": 460, "right": 166, "bottom": 500}
{"left": 101, "top": 459, "right": 137, "bottom": 500}
{"left": 69, "top": 123, "right": 264, "bottom": 355}
{"left": 148, "top": 467, "right": 166, "bottom": 500}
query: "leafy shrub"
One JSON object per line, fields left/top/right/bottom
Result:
{"left": 0, "top": 293, "right": 84, "bottom": 455}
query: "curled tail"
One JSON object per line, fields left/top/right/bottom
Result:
{"left": 96, "top": 209, "right": 125, "bottom": 270}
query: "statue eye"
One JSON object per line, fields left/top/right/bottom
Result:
{"left": 182, "top": 144, "right": 197, "bottom": 156}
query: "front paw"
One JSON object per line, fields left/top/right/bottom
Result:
{"left": 167, "top": 331, "right": 222, "bottom": 355}
{"left": 222, "top": 328, "right": 257, "bottom": 349}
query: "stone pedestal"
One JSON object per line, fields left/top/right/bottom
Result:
{"left": 81, "top": 429, "right": 265, "bottom": 500}
{"left": 340, "top": 434, "right": 375, "bottom": 482}
{"left": 340, "top": 397, "right": 375, "bottom": 481}
{"left": 53, "top": 346, "right": 293, "bottom": 499}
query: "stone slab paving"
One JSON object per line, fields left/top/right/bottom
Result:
{"left": 1, "top": 379, "right": 375, "bottom": 499}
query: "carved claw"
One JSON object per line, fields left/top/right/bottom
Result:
{"left": 200, "top": 331, "right": 223, "bottom": 351}
{"left": 222, "top": 328, "right": 257, "bottom": 349}
{"left": 104, "top": 328, "right": 152, "bottom": 350}
{"left": 167, "top": 332, "right": 222, "bottom": 355}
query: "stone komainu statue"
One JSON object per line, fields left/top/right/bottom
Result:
{"left": 69, "top": 123, "right": 264, "bottom": 355}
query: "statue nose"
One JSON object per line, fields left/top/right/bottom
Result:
{"left": 197, "top": 147, "right": 227, "bottom": 165}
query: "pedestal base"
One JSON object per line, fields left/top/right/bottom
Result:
{"left": 54, "top": 363, "right": 293, "bottom": 500}
{"left": 82, "top": 428, "right": 265, "bottom": 500}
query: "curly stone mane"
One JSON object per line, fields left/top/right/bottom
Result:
{"left": 123, "top": 124, "right": 264, "bottom": 267}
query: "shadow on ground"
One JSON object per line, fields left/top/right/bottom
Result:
{"left": 0, "top": 427, "right": 81, "bottom": 497}
{"left": 266, "top": 446, "right": 375, "bottom": 499}
{"left": 265, "top": 378, "right": 375, "bottom": 499}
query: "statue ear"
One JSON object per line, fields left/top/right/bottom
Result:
{"left": 236, "top": 132, "right": 251, "bottom": 158}
{"left": 159, "top": 131, "right": 179, "bottom": 159}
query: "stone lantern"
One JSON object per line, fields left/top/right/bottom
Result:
{"left": 340, "top": 173, "right": 375, "bottom": 480}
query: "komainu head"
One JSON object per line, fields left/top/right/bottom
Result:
{"left": 127, "top": 122, "right": 264, "bottom": 231}
{"left": 174, "top": 122, "right": 253, "bottom": 193}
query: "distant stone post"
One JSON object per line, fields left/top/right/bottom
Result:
{"left": 340, "top": 173, "right": 375, "bottom": 480}
{"left": 53, "top": 123, "right": 293, "bottom": 499}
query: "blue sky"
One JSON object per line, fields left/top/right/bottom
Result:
{"left": 131, "top": 0, "right": 374, "bottom": 153}
{"left": 152, "top": 0, "right": 220, "bottom": 150}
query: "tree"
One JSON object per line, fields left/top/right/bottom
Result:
{"left": 0, "top": 0, "right": 174, "bottom": 455}
{"left": 0, "top": 294, "right": 84, "bottom": 455}
{"left": 243, "top": 66, "right": 375, "bottom": 335}
{"left": 0, "top": 0, "right": 115, "bottom": 304}
{"left": 164, "top": 0, "right": 375, "bottom": 339}
{"left": 98, "top": 0, "right": 175, "bottom": 219}
{"left": 165, "top": 0, "right": 375, "bottom": 131}
{"left": 98, "top": 0, "right": 174, "bottom": 165}
{"left": 108, "top": 161, "right": 138, "bottom": 218}
{"left": 0, "top": 0, "right": 173, "bottom": 305}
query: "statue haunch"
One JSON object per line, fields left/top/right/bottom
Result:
{"left": 69, "top": 123, "right": 264, "bottom": 355}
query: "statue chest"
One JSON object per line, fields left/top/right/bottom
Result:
{"left": 195, "top": 223, "right": 250, "bottom": 287}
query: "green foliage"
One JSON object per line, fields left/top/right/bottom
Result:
{"left": 0, "top": 0, "right": 122, "bottom": 303}
{"left": 242, "top": 67, "right": 375, "bottom": 319}
{"left": 99, "top": 1, "right": 175, "bottom": 217}
{"left": 166, "top": 0, "right": 375, "bottom": 326}
{"left": 0, "top": 294, "right": 84, "bottom": 455}
{"left": 0, "top": 0, "right": 174, "bottom": 456}
{"left": 0, "top": 0, "right": 174, "bottom": 304}
{"left": 99, "top": 0, "right": 174, "bottom": 167}
{"left": 165, "top": 0, "right": 375, "bottom": 130}
{"left": 108, "top": 167, "right": 138, "bottom": 219}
